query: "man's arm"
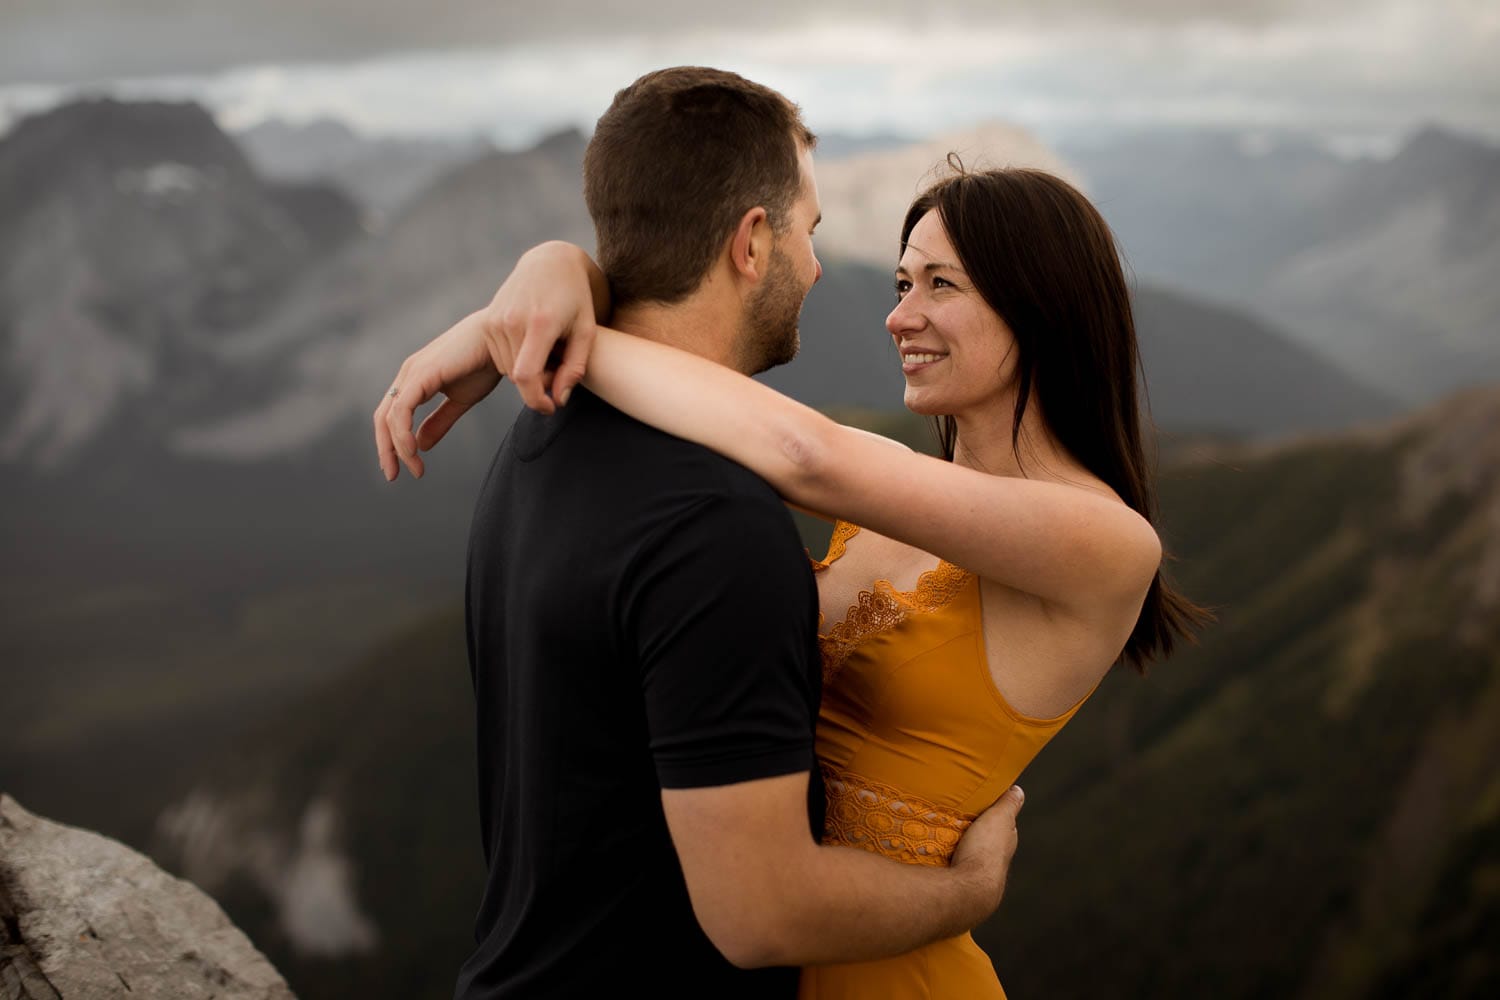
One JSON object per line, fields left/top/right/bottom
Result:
{"left": 663, "top": 774, "right": 1024, "bottom": 968}
{"left": 632, "top": 494, "right": 1022, "bottom": 968}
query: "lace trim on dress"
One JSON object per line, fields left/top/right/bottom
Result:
{"left": 808, "top": 519, "right": 861, "bottom": 572}
{"left": 821, "top": 763, "right": 975, "bottom": 867}
{"left": 818, "top": 560, "right": 973, "bottom": 682}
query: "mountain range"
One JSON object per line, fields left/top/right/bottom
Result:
{"left": 0, "top": 100, "right": 1396, "bottom": 474}
{"left": 1062, "top": 127, "right": 1500, "bottom": 403}
{"left": 235, "top": 116, "right": 492, "bottom": 219}
{"left": 0, "top": 101, "right": 1398, "bottom": 760}
{"left": 0, "top": 96, "right": 1400, "bottom": 635}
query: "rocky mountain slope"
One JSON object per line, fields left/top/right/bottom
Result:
{"left": 1065, "top": 126, "right": 1500, "bottom": 402}
{"left": 235, "top": 116, "right": 491, "bottom": 218}
{"left": 170, "top": 126, "right": 593, "bottom": 462}
{"left": 0, "top": 99, "right": 363, "bottom": 466}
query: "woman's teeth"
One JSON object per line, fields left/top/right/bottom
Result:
{"left": 905, "top": 353, "right": 944, "bottom": 364}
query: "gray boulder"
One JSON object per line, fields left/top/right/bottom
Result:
{"left": 0, "top": 794, "right": 294, "bottom": 999}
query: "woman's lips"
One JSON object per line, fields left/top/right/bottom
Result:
{"left": 901, "top": 351, "right": 948, "bottom": 374}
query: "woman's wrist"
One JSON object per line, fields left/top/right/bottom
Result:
{"left": 518, "top": 241, "right": 612, "bottom": 324}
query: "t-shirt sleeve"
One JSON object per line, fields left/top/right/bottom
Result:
{"left": 625, "top": 492, "right": 820, "bottom": 790}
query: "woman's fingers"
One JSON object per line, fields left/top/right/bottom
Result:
{"left": 374, "top": 357, "right": 413, "bottom": 480}
{"left": 509, "top": 307, "right": 567, "bottom": 414}
{"left": 385, "top": 362, "right": 445, "bottom": 479}
{"left": 416, "top": 397, "right": 467, "bottom": 453}
{"left": 378, "top": 309, "right": 513, "bottom": 480}
{"left": 488, "top": 242, "right": 602, "bottom": 412}
{"left": 552, "top": 313, "right": 598, "bottom": 406}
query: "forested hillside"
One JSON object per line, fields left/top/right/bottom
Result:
{"left": 144, "top": 387, "right": 1500, "bottom": 999}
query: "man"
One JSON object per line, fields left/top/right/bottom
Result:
{"left": 374, "top": 67, "right": 1025, "bottom": 999}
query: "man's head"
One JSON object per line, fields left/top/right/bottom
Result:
{"left": 584, "top": 66, "right": 821, "bottom": 372}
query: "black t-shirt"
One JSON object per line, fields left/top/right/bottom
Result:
{"left": 455, "top": 388, "right": 825, "bottom": 1000}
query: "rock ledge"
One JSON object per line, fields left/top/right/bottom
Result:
{"left": 0, "top": 793, "right": 294, "bottom": 999}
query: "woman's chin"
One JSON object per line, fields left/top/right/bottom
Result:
{"left": 903, "top": 387, "right": 946, "bottom": 416}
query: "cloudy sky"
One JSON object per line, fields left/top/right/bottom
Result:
{"left": 2, "top": 0, "right": 1496, "bottom": 151}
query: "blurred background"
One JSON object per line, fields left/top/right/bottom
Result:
{"left": 2, "top": 1, "right": 1497, "bottom": 997}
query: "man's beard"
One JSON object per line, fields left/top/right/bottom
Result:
{"left": 738, "top": 246, "right": 805, "bottom": 375}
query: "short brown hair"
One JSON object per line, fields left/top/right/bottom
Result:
{"left": 583, "top": 66, "right": 816, "bottom": 306}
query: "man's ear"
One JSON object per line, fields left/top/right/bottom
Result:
{"left": 728, "top": 206, "right": 773, "bottom": 283}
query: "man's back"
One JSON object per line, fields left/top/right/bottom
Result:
{"left": 458, "top": 388, "right": 823, "bottom": 999}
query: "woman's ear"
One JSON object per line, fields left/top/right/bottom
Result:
{"left": 728, "top": 206, "right": 772, "bottom": 283}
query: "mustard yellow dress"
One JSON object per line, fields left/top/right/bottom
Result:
{"left": 800, "top": 521, "right": 1095, "bottom": 1000}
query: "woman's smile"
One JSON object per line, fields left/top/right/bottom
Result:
{"left": 901, "top": 348, "right": 949, "bottom": 374}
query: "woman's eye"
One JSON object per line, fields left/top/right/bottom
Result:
{"left": 894, "top": 280, "right": 911, "bottom": 299}
{"left": 932, "top": 276, "right": 952, "bottom": 288}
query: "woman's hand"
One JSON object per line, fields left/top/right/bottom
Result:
{"left": 375, "top": 307, "right": 505, "bottom": 480}
{"left": 373, "top": 241, "right": 609, "bottom": 480}
{"left": 489, "top": 241, "right": 611, "bottom": 414}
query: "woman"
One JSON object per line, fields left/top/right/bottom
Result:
{"left": 391, "top": 165, "right": 1206, "bottom": 997}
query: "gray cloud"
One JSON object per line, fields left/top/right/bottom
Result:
{"left": 1, "top": 0, "right": 1379, "bottom": 85}
{"left": 2, "top": 1, "right": 1492, "bottom": 148}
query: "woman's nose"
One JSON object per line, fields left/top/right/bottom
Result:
{"left": 885, "top": 293, "right": 922, "bottom": 338}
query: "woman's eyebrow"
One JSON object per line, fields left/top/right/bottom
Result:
{"left": 895, "top": 260, "right": 966, "bottom": 276}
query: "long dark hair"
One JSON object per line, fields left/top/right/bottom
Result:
{"left": 901, "top": 164, "right": 1210, "bottom": 672}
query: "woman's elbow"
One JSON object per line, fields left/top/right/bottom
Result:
{"left": 1108, "top": 514, "right": 1164, "bottom": 603}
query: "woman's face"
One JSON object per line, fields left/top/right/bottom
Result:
{"left": 887, "top": 210, "right": 1017, "bottom": 417}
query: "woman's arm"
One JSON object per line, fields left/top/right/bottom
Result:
{"left": 376, "top": 241, "right": 608, "bottom": 479}
{"left": 585, "top": 328, "right": 1162, "bottom": 613}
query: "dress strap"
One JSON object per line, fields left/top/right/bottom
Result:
{"left": 809, "top": 520, "right": 861, "bottom": 572}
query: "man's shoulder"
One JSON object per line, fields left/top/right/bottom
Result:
{"left": 557, "top": 392, "right": 785, "bottom": 507}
